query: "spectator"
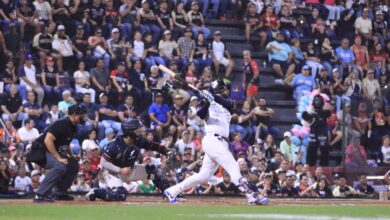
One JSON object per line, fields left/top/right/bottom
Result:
{"left": 52, "top": 25, "right": 74, "bottom": 73}
{"left": 331, "top": 68, "right": 347, "bottom": 111}
{"left": 41, "top": 56, "right": 61, "bottom": 106}
{"left": 0, "top": 120, "right": 17, "bottom": 147}
{"left": 88, "top": 145, "right": 101, "bottom": 174}
{"left": 230, "top": 132, "right": 250, "bottom": 158}
{"left": 145, "top": 65, "right": 162, "bottom": 92}
{"left": 186, "top": 96, "right": 204, "bottom": 133}
{"left": 362, "top": 69, "right": 381, "bottom": 101}
{"left": 159, "top": 30, "right": 180, "bottom": 67}
{"left": 280, "top": 174, "right": 298, "bottom": 197}
{"left": 0, "top": 160, "right": 12, "bottom": 194}
{"left": 88, "top": 28, "right": 110, "bottom": 69}
{"left": 215, "top": 172, "right": 239, "bottom": 194}
{"left": 99, "top": 128, "right": 115, "bottom": 151}
{"left": 143, "top": 32, "right": 166, "bottom": 73}
{"left": 257, "top": 172, "right": 279, "bottom": 196}
{"left": 210, "top": 31, "right": 234, "bottom": 78}
{"left": 128, "top": 59, "right": 149, "bottom": 106}
{"left": 351, "top": 35, "right": 369, "bottom": 73}
{"left": 354, "top": 175, "right": 376, "bottom": 197}
{"left": 296, "top": 173, "right": 318, "bottom": 197}
{"left": 33, "top": 0, "right": 56, "bottom": 33}
{"left": 118, "top": 94, "right": 139, "bottom": 121}
{"left": 280, "top": 132, "right": 296, "bottom": 162}
{"left": 148, "top": 91, "right": 173, "bottom": 139}
{"left": 279, "top": 5, "right": 299, "bottom": 43}
{"left": 185, "top": 62, "right": 198, "bottom": 86}
{"left": 156, "top": 1, "right": 173, "bottom": 33}
{"left": 335, "top": 38, "right": 355, "bottom": 79}
{"left": 23, "top": 91, "right": 45, "bottom": 130}
{"left": 57, "top": 90, "right": 74, "bottom": 115}
{"left": 90, "top": 58, "right": 111, "bottom": 94}
{"left": 194, "top": 32, "right": 211, "bottom": 74}
{"left": 370, "top": 42, "right": 387, "bottom": 79}
{"left": 25, "top": 170, "right": 41, "bottom": 194}
{"left": 137, "top": 0, "right": 160, "bottom": 44}
{"left": 110, "top": 61, "right": 129, "bottom": 95}
{"left": 320, "top": 37, "right": 334, "bottom": 75}
{"left": 259, "top": 5, "right": 280, "bottom": 48}
{"left": 188, "top": 1, "right": 211, "bottom": 39}
{"left": 45, "top": 104, "right": 60, "bottom": 126}
{"left": 74, "top": 61, "right": 96, "bottom": 103}
{"left": 244, "top": 2, "right": 262, "bottom": 43}
{"left": 304, "top": 42, "right": 323, "bottom": 79}
{"left": 139, "top": 179, "right": 156, "bottom": 193}
{"left": 1, "top": 60, "right": 18, "bottom": 91}
{"left": 266, "top": 33, "right": 295, "bottom": 84}
{"left": 1, "top": 84, "right": 25, "bottom": 123}
{"left": 81, "top": 129, "right": 99, "bottom": 154}
{"left": 72, "top": 25, "right": 90, "bottom": 64}
{"left": 175, "top": 130, "right": 195, "bottom": 159}
{"left": 354, "top": 8, "right": 372, "bottom": 42}
{"left": 16, "top": 118, "right": 39, "bottom": 148}
{"left": 171, "top": 93, "right": 191, "bottom": 138}
{"left": 16, "top": 0, "right": 40, "bottom": 38}
{"left": 177, "top": 27, "right": 196, "bottom": 72}
{"left": 379, "top": 135, "right": 390, "bottom": 166}
{"left": 107, "top": 28, "right": 128, "bottom": 67}
{"left": 96, "top": 92, "right": 121, "bottom": 134}
{"left": 332, "top": 176, "right": 358, "bottom": 197}
{"left": 352, "top": 101, "right": 371, "bottom": 149}
{"left": 344, "top": 69, "right": 362, "bottom": 99}
{"left": 14, "top": 166, "right": 31, "bottom": 193}
{"left": 324, "top": 0, "right": 343, "bottom": 22}
{"left": 236, "top": 101, "right": 257, "bottom": 142}
{"left": 88, "top": 0, "right": 105, "bottom": 33}
{"left": 119, "top": 0, "right": 137, "bottom": 42}
{"left": 103, "top": 0, "right": 131, "bottom": 42}
{"left": 18, "top": 54, "right": 45, "bottom": 106}
{"left": 171, "top": 2, "right": 188, "bottom": 39}
{"left": 242, "top": 50, "right": 260, "bottom": 105}
{"left": 289, "top": 65, "right": 317, "bottom": 102}
{"left": 254, "top": 98, "right": 278, "bottom": 140}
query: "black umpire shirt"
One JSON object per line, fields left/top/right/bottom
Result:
{"left": 36, "top": 117, "right": 77, "bottom": 149}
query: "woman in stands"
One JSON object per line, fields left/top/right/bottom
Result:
{"left": 74, "top": 61, "right": 96, "bottom": 103}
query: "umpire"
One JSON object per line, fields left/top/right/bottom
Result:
{"left": 31, "top": 104, "right": 86, "bottom": 202}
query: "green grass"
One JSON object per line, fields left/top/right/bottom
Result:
{"left": 0, "top": 205, "right": 389, "bottom": 220}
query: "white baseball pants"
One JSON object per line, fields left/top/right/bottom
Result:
{"left": 166, "top": 134, "right": 242, "bottom": 197}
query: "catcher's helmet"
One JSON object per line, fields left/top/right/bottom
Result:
{"left": 121, "top": 118, "right": 143, "bottom": 135}
{"left": 210, "top": 79, "right": 230, "bottom": 94}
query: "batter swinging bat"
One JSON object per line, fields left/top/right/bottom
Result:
{"left": 158, "top": 64, "right": 198, "bottom": 91}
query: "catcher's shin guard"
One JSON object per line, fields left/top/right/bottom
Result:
{"left": 93, "top": 187, "right": 128, "bottom": 201}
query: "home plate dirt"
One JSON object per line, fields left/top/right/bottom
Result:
{"left": 2, "top": 196, "right": 388, "bottom": 206}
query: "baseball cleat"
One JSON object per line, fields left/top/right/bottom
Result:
{"left": 33, "top": 194, "right": 54, "bottom": 203}
{"left": 163, "top": 190, "right": 177, "bottom": 204}
{"left": 248, "top": 195, "right": 270, "bottom": 205}
{"left": 85, "top": 188, "right": 97, "bottom": 201}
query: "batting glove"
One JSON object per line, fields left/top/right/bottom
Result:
{"left": 199, "top": 90, "right": 214, "bottom": 102}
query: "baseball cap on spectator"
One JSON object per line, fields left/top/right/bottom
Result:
{"left": 57, "top": 25, "right": 65, "bottom": 31}
{"left": 99, "top": 92, "right": 108, "bottom": 99}
{"left": 283, "top": 131, "right": 291, "bottom": 138}
{"left": 332, "top": 68, "right": 339, "bottom": 73}
{"left": 82, "top": 159, "right": 90, "bottom": 164}
{"left": 25, "top": 54, "right": 33, "bottom": 60}
{"left": 302, "top": 65, "right": 310, "bottom": 71}
{"left": 77, "top": 25, "right": 83, "bottom": 29}
{"left": 112, "top": 28, "right": 119, "bottom": 34}
{"left": 31, "top": 170, "right": 41, "bottom": 177}
{"left": 286, "top": 172, "right": 294, "bottom": 178}
{"left": 163, "top": 30, "right": 171, "bottom": 35}
{"left": 143, "top": 156, "right": 151, "bottom": 163}
{"left": 156, "top": 91, "right": 163, "bottom": 97}
{"left": 214, "top": 30, "right": 221, "bottom": 36}
{"left": 190, "top": 96, "right": 198, "bottom": 102}
{"left": 333, "top": 173, "right": 340, "bottom": 180}
{"left": 105, "top": 127, "right": 114, "bottom": 136}
{"left": 363, "top": 8, "right": 369, "bottom": 12}
{"left": 90, "top": 145, "right": 99, "bottom": 151}
{"left": 46, "top": 56, "right": 54, "bottom": 63}
{"left": 117, "top": 61, "right": 126, "bottom": 67}
{"left": 257, "top": 138, "right": 263, "bottom": 144}
{"left": 329, "top": 99, "right": 335, "bottom": 105}
{"left": 184, "top": 27, "right": 192, "bottom": 33}
{"left": 181, "top": 129, "right": 190, "bottom": 136}
{"left": 367, "top": 69, "right": 374, "bottom": 74}
{"left": 191, "top": 1, "right": 199, "bottom": 6}
{"left": 141, "top": 0, "right": 149, "bottom": 4}
{"left": 376, "top": 11, "right": 383, "bottom": 16}
{"left": 264, "top": 173, "right": 272, "bottom": 178}
{"left": 9, "top": 23, "right": 16, "bottom": 27}
{"left": 175, "top": 94, "right": 184, "bottom": 100}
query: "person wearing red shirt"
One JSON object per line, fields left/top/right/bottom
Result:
{"left": 370, "top": 42, "right": 388, "bottom": 79}
{"left": 351, "top": 35, "right": 369, "bottom": 72}
{"left": 242, "top": 50, "right": 259, "bottom": 105}
{"left": 259, "top": 5, "right": 280, "bottom": 47}
{"left": 110, "top": 62, "right": 129, "bottom": 103}
{"left": 88, "top": 145, "right": 101, "bottom": 175}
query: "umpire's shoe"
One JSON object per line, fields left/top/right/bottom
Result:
{"left": 55, "top": 194, "right": 74, "bottom": 201}
{"left": 33, "top": 194, "right": 54, "bottom": 203}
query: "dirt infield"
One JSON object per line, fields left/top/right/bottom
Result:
{"left": 2, "top": 196, "right": 389, "bottom": 206}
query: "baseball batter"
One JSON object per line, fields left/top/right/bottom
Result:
{"left": 85, "top": 119, "right": 170, "bottom": 201}
{"left": 164, "top": 80, "right": 269, "bottom": 205}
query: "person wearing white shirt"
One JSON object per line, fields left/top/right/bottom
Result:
{"left": 174, "top": 130, "right": 195, "bottom": 158}
{"left": 73, "top": 61, "right": 96, "bottom": 103}
{"left": 210, "top": 31, "right": 234, "bottom": 78}
{"left": 18, "top": 55, "right": 45, "bottom": 105}
{"left": 354, "top": 8, "right": 372, "bottom": 39}
{"left": 14, "top": 167, "right": 32, "bottom": 192}
{"left": 16, "top": 118, "right": 40, "bottom": 144}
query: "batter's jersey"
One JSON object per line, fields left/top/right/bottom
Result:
{"left": 204, "top": 100, "right": 232, "bottom": 138}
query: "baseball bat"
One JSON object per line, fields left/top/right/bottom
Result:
{"left": 158, "top": 64, "right": 198, "bottom": 91}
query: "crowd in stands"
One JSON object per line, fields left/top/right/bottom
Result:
{"left": 0, "top": 0, "right": 389, "bottom": 198}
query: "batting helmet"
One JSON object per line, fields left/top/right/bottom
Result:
{"left": 121, "top": 118, "right": 143, "bottom": 136}
{"left": 210, "top": 79, "right": 230, "bottom": 94}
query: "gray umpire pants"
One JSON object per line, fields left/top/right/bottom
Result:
{"left": 36, "top": 150, "right": 79, "bottom": 196}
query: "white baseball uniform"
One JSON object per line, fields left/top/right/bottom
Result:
{"left": 166, "top": 96, "right": 244, "bottom": 197}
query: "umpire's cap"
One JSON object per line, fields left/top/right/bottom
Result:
{"left": 68, "top": 104, "right": 87, "bottom": 115}
{"left": 121, "top": 118, "right": 143, "bottom": 135}
{"left": 210, "top": 79, "right": 231, "bottom": 94}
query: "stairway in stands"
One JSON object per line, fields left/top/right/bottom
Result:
{"left": 205, "top": 19, "right": 342, "bottom": 166}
